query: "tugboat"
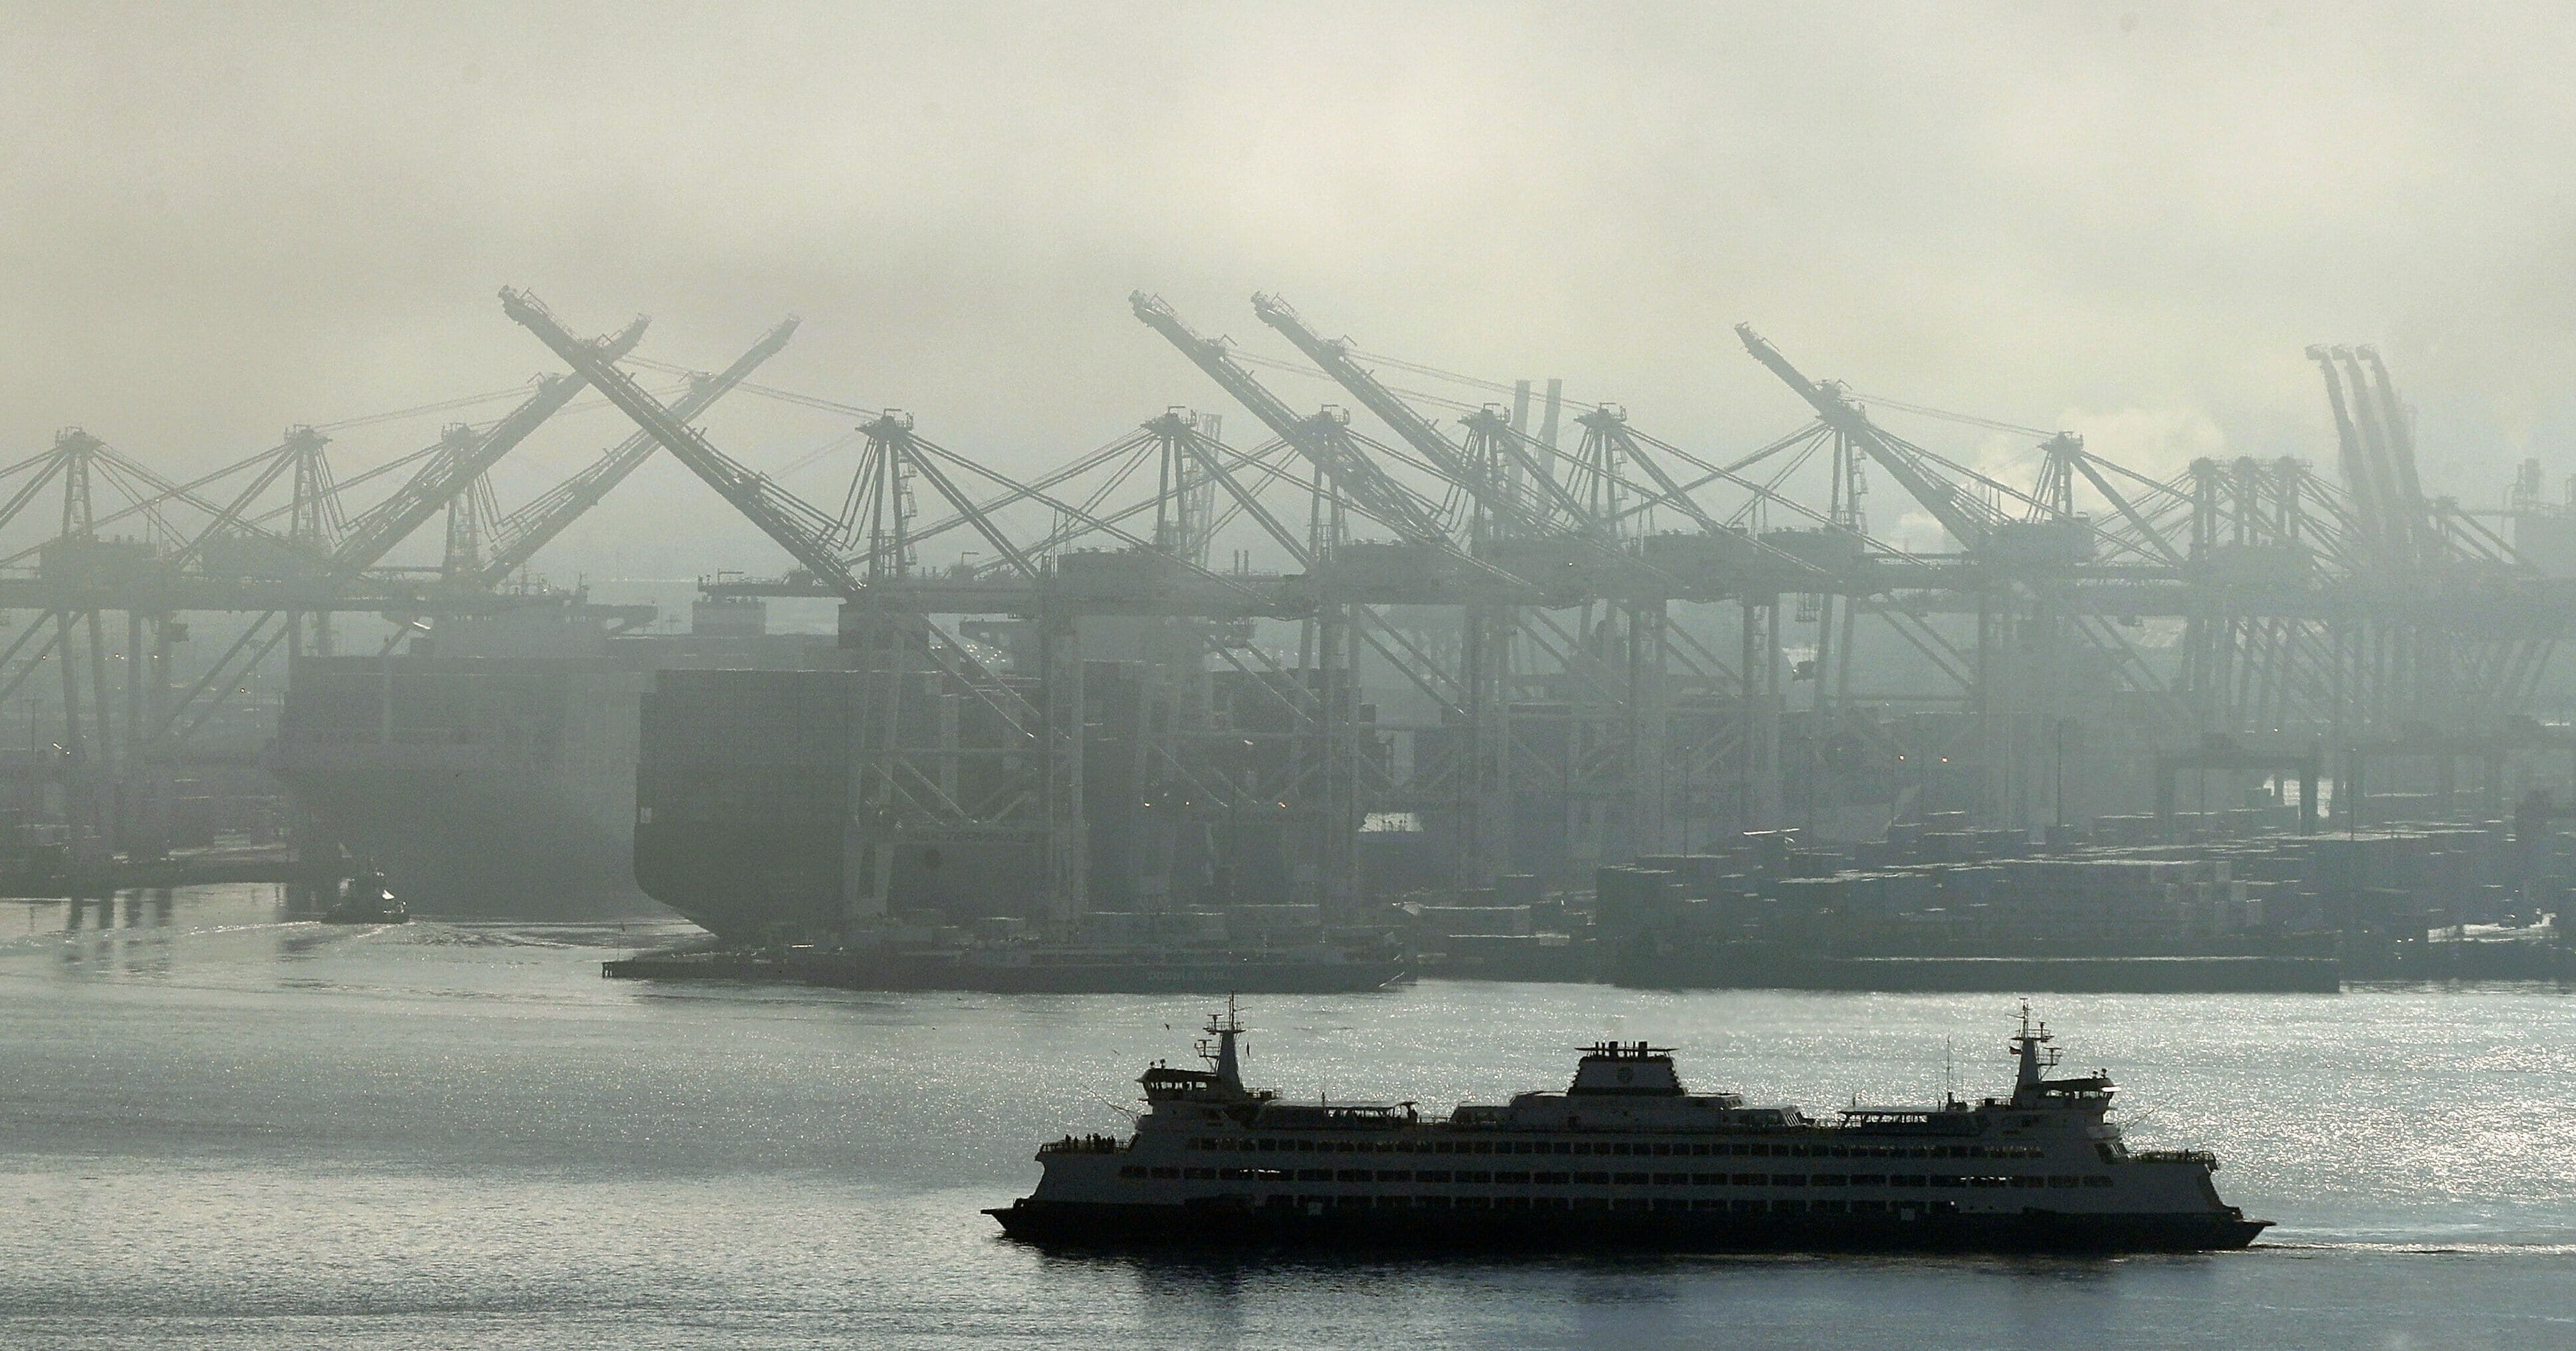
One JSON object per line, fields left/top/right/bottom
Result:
{"left": 319, "top": 868, "right": 409, "bottom": 925}
{"left": 989, "top": 1003, "right": 2269, "bottom": 1252}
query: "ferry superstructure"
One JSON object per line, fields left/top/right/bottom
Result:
{"left": 989, "top": 1004, "right": 2269, "bottom": 1251}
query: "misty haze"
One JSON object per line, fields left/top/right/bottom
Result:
{"left": 3, "top": 4, "right": 2573, "bottom": 1348}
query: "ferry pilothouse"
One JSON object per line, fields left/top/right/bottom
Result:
{"left": 988, "top": 1003, "right": 2270, "bottom": 1251}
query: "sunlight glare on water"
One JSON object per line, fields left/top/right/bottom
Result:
{"left": 2, "top": 886, "right": 2571, "bottom": 1349}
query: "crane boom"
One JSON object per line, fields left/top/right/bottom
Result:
{"left": 1250, "top": 293, "right": 1585, "bottom": 535}
{"left": 2356, "top": 346, "right": 2433, "bottom": 563}
{"left": 1131, "top": 291, "right": 1450, "bottom": 544}
{"left": 500, "top": 289, "right": 864, "bottom": 596}
{"left": 1734, "top": 324, "right": 1995, "bottom": 551}
{"left": 328, "top": 316, "right": 649, "bottom": 576}
{"left": 476, "top": 316, "right": 799, "bottom": 586}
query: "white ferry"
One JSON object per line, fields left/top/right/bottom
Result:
{"left": 989, "top": 1003, "right": 2269, "bottom": 1251}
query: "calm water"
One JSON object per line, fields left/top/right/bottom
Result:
{"left": 2, "top": 888, "right": 2572, "bottom": 1349}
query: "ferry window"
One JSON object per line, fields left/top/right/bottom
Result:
{"left": 1434, "top": 1142, "right": 1454, "bottom": 1155}
{"left": 1730, "top": 1199, "right": 1762, "bottom": 1213}
{"left": 1514, "top": 1142, "right": 1534, "bottom": 1155}
{"left": 1614, "top": 1171, "right": 1649, "bottom": 1185}
{"left": 1851, "top": 1174, "right": 1885, "bottom": 1186}
{"left": 1459, "top": 1170, "right": 1491, "bottom": 1183}
{"left": 1375, "top": 1195, "right": 1408, "bottom": 1209}
{"left": 1538, "top": 1172, "right": 1569, "bottom": 1185}
{"left": 1774, "top": 1199, "right": 1807, "bottom": 1213}
{"left": 1651, "top": 1144, "right": 1671, "bottom": 1157}
{"left": 1691, "top": 1144, "right": 1710, "bottom": 1156}
{"left": 1297, "top": 1168, "right": 1329, "bottom": 1181}
{"left": 1969, "top": 1146, "right": 1988, "bottom": 1158}
{"left": 1418, "top": 1169, "right": 1451, "bottom": 1183}
{"left": 1731, "top": 1173, "right": 1761, "bottom": 1185}
{"left": 1693, "top": 1173, "right": 1722, "bottom": 1185}
{"left": 1751, "top": 1145, "right": 1772, "bottom": 1157}
{"left": 1378, "top": 1169, "right": 1411, "bottom": 1182}
{"left": 1575, "top": 1171, "right": 1608, "bottom": 1184}
{"left": 1829, "top": 1147, "right": 1849, "bottom": 1158}
{"left": 1496, "top": 1171, "right": 1530, "bottom": 1184}
{"left": 1151, "top": 1167, "right": 1178, "bottom": 1179}
{"left": 1553, "top": 1142, "right": 1573, "bottom": 1154}
{"left": 1778, "top": 1175, "right": 1807, "bottom": 1187}
{"left": 1693, "top": 1199, "right": 1724, "bottom": 1211}
{"left": 1474, "top": 1142, "right": 1493, "bottom": 1155}
{"left": 1930, "top": 1175, "right": 1964, "bottom": 1188}
{"left": 1814, "top": 1175, "right": 1846, "bottom": 1187}
{"left": 2048, "top": 1175, "right": 2079, "bottom": 1188}
{"left": 1396, "top": 1142, "right": 1416, "bottom": 1154}
{"left": 1653, "top": 1172, "right": 1687, "bottom": 1185}
{"left": 1894, "top": 1175, "right": 1925, "bottom": 1187}
{"left": 1610, "top": 1144, "right": 1631, "bottom": 1156}
{"left": 1297, "top": 1140, "right": 1315, "bottom": 1152}
{"left": 2084, "top": 1176, "right": 2113, "bottom": 1188}
{"left": 1185, "top": 1167, "right": 1214, "bottom": 1179}
{"left": 1415, "top": 1195, "right": 1451, "bottom": 1209}
{"left": 1118, "top": 1166, "right": 1145, "bottom": 1178}
{"left": 1336, "top": 1141, "right": 1354, "bottom": 1153}
{"left": 1336, "top": 1169, "right": 1367, "bottom": 1182}
{"left": 1572, "top": 1143, "right": 1593, "bottom": 1155}
{"left": 1853, "top": 1199, "right": 1887, "bottom": 1213}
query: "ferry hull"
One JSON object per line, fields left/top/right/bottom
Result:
{"left": 986, "top": 1198, "right": 2269, "bottom": 1253}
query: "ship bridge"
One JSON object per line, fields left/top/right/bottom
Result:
{"left": 1568, "top": 1042, "right": 1689, "bottom": 1096}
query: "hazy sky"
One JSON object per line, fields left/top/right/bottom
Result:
{"left": 5, "top": 1, "right": 2573, "bottom": 574}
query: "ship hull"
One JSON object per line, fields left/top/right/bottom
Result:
{"left": 986, "top": 1198, "right": 2268, "bottom": 1253}
{"left": 275, "top": 745, "right": 663, "bottom": 921}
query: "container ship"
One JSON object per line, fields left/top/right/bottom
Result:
{"left": 990, "top": 1004, "right": 2268, "bottom": 1251}
{"left": 271, "top": 596, "right": 833, "bottom": 921}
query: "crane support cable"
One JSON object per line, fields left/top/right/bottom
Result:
{"left": 475, "top": 318, "right": 799, "bottom": 585}
{"left": 1736, "top": 324, "right": 2000, "bottom": 549}
{"left": 1842, "top": 390, "right": 2054, "bottom": 440}
{"left": 314, "top": 382, "right": 548, "bottom": 433}
{"left": 1254, "top": 293, "right": 1589, "bottom": 535}
{"left": 1131, "top": 291, "right": 1454, "bottom": 546}
{"left": 901, "top": 434, "right": 1264, "bottom": 600}
{"left": 501, "top": 288, "right": 866, "bottom": 596}
{"left": 326, "top": 315, "right": 650, "bottom": 577}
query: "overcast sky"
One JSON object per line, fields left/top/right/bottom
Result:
{"left": 5, "top": 1, "right": 2573, "bottom": 575}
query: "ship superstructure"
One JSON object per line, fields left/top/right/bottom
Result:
{"left": 989, "top": 1003, "right": 2269, "bottom": 1251}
